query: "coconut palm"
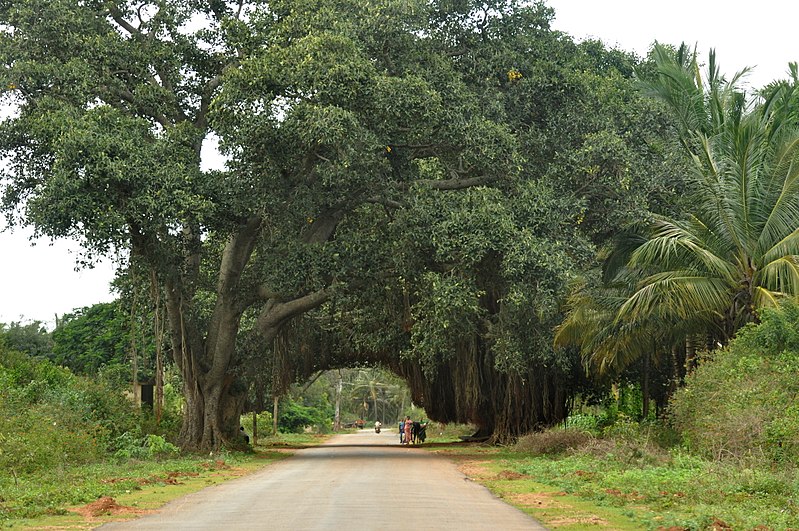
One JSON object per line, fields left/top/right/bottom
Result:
{"left": 614, "top": 44, "right": 799, "bottom": 344}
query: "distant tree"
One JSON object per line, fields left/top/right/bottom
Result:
{"left": 0, "top": 321, "right": 52, "bottom": 358}
{"left": 51, "top": 301, "right": 131, "bottom": 376}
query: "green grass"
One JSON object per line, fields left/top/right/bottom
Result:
{"left": 508, "top": 451, "right": 799, "bottom": 529}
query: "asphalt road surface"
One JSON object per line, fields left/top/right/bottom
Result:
{"left": 100, "top": 430, "right": 546, "bottom": 530}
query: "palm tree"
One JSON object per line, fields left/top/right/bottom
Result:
{"left": 622, "top": 44, "right": 799, "bottom": 341}
{"left": 558, "top": 44, "right": 799, "bottom": 375}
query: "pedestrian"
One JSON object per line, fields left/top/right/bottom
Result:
{"left": 399, "top": 419, "right": 405, "bottom": 444}
{"left": 403, "top": 416, "right": 412, "bottom": 445}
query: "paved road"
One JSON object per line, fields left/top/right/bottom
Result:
{"left": 100, "top": 430, "right": 546, "bottom": 530}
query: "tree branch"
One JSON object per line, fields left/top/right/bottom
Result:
{"left": 302, "top": 208, "right": 345, "bottom": 244}
{"left": 108, "top": 6, "right": 141, "bottom": 36}
{"left": 412, "top": 174, "right": 498, "bottom": 190}
{"left": 216, "top": 216, "right": 262, "bottom": 297}
{"left": 256, "top": 288, "right": 332, "bottom": 343}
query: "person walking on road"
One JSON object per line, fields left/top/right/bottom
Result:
{"left": 403, "top": 416, "right": 413, "bottom": 445}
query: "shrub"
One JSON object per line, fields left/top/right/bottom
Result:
{"left": 279, "top": 399, "right": 331, "bottom": 433}
{"left": 0, "top": 346, "right": 140, "bottom": 473}
{"left": 113, "top": 431, "right": 180, "bottom": 460}
{"left": 669, "top": 302, "right": 799, "bottom": 463}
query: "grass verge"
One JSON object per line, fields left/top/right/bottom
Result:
{"left": 427, "top": 437, "right": 799, "bottom": 530}
{"left": 0, "top": 434, "right": 330, "bottom": 529}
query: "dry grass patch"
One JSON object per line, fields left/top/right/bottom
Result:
{"left": 514, "top": 428, "right": 593, "bottom": 455}
{"left": 508, "top": 491, "right": 568, "bottom": 509}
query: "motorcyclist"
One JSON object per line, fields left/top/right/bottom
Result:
{"left": 374, "top": 420, "right": 382, "bottom": 433}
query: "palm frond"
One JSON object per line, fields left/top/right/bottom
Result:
{"left": 757, "top": 133, "right": 799, "bottom": 249}
{"left": 629, "top": 219, "right": 735, "bottom": 281}
{"left": 759, "top": 255, "right": 799, "bottom": 297}
{"left": 617, "top": 272, "right": 730, "bottom": 324}
{"left": 752, "top": 286, "right": 782, "bottom": 309}
{"left": 762, "top": 228, "right": 799, "bottom": 264}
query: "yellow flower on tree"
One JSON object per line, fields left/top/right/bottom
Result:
{"left": 507, "top": 69, "right": 522, "bottom": 82}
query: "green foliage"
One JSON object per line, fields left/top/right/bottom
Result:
{"left": 51, "top": 301, "right": 131, "bottom": 377}
{"left": 0, "top": 454, "right": 247, "bottom": 522}
{"left": 0, "top": 321, "right": 52, "bottom": 358}
{"left": 278, "top": 397, "right": 331, "bottom": 434}
{"left": 0, "top": 345, "right": 139, "bottom": 475}
{"left": 503, "top": 424, "right": 799, "bottom": 529}
{"left": 113, "top": 431, "right": 180, "bottom": 460}
{"left": 669, "top": 302, "right": 799, "bottom": 464}
{"left": 240, "top": 411, "right": 273, "bottom": 437}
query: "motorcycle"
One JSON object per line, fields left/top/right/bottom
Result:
{"left": 374, "top": 421, "right": 382, "bottom": 434}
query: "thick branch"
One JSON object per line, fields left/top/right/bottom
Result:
{"left": 206, "top": 216, "right": 263, "bottom": 377}
{"left": 302, "top": 209, "right": 345, "bottom": 244}
{"left": 216, "top": 216, "right": 262, "bottom": 296}
{"left": 256, "top": 288, "right": 332, "bottom": 343}
{"left": 108, "top": 6, "right": 140, "bottom": 36}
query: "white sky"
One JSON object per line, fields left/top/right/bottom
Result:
{"left": 2, "top": 1, "right": 798, "bottom": 327}
{"left": 546, "top": 0, "right": 799, "bottom": 90}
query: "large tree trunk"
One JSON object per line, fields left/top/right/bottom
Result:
{"left": 160, "top": 217, "right": 262, "bottom": 451}
{"left": 178, "top": 369, "right": 247, "bottom": 450}
{"left": 164, "top": 284, "right": 248, "bottom": 450}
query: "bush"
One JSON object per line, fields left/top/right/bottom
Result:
{"left": 113, "top": 431, "right": 180, "bottom": 460}
{"left": 669, "top": 302, "right": 799, "bottom": 463}
{"left": 0, "top": 346, "right": 140, "bottom": 473}
{"left": 278, "top": 398, "right": 330, "bottom": 433}
{"left": 0, "top": 402, "right": 107, "bottom": 474}
{"left": 514, "top": 428, "right": 592, "bottom": 455}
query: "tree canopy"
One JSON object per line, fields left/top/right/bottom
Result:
{"left": 1, "top": 0, "right": 686, "bottom": 447}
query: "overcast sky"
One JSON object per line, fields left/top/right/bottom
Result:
{"left": 2, "top": 0, "right": 798, "bottom": 327}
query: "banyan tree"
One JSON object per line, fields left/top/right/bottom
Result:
{"left": 1, "top": 0, "right": 683, "bottom": 448}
